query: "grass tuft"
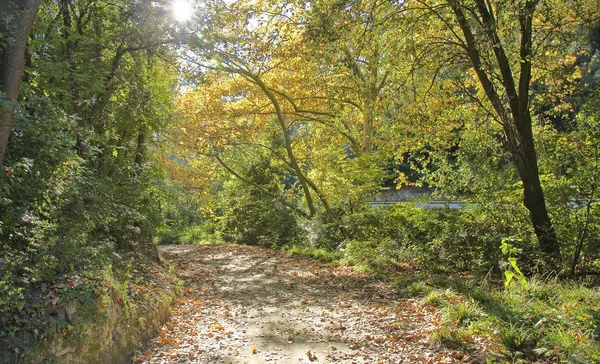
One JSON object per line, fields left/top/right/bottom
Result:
{"left": 499, "top": 321, "right": 534, "bottom": 354}
{"left": 444, "top": 302, "right": 484, "bottom": 326}
{"left": 423, "top": 290, "right": 445, "bottom": 306}
{"left": 406, "top": 281, "right": 432, "bottom": 297}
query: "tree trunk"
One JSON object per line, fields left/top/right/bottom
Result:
{"left": 242, "top": 69, "right": 328, "bottom": 216}
{"left": 0, "top": 0, "right": 42, "bottom": 168}
{"left": 512, "top": 132, "right": 562, "bottom": 266}
{"left": 362, "top": 96, "right": 375, "bottom": 151}
{"left": 135, "top": 132, "right": 145, "bottom": 167}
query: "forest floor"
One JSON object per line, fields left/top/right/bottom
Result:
{"left": 131, "top": 244, "right": 493, "bottom": 363}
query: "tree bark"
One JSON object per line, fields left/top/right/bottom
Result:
{"left": 0, "top": 0, "right": 42, "bottom": 168}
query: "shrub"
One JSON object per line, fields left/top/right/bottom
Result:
{"left": 213, "top": 190, "right": 300, "bottom": 247}
{"left": 305, "top": 202, "right": 521, "bottom": 275}
{"left": 210, "top": 153, "right": 302, "bottom": 248}
{"left": 181, "top": 225, "right": 206, "bottom": 244}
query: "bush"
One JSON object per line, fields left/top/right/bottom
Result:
{"left": 342, "top": 239, "right": 401, "bottom": 272}
{"left": 155, "top": 225, "right": 183, "bottom": 244}
{"left": 304, "top": 202, "right": 521, "bottom": 275}
{"left": 215, "top": 192, "right": 300, "bottom": 247}
{"left": 210, "top": 152, "right": 303, "bottom": 248}
{"left": 181, "top": 225, "right": 208, "bottom": 244}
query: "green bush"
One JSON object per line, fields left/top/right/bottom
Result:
{"left": 342, "top": 238, "right": 401, "bottom": 272}
{"left": 210, "top": 152, "right": 302, "bottom": 248}
{"left": 215, "top": 193, "right": 300, "bottom": 247}
{"left": 155, "top": 225, "right": 183, "bottom": 244}
{"left": 181, "top": 225, "right": 207, "bottom": 244}
{"left": 286, "top": 245, "right": 343, "bottom": 262}
{"left": 305, "top": 202, "right": 520, "bottom": 275}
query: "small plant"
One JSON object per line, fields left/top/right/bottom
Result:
{"left": 430, "top": 326, "right": 471, "bottom": 349}
{"left": 406, "top": 281, "right": 432, "bottom": 297}
{"left": 468, "top": 286, "right": 491, "bottom": 304}
{"left": 544, "top": 325, "right": 579, "bottom": 359}
{"left": 500, "top": 237, "right": 527, "bottom": 287}
{"left": 499, "top": 321, "right": 534, "bottom": 355}
{"left": 442, "top": 288, "right": 461, "bottom": 302}
{"left": 423, "top": 290, "right": 445, "bottom": 306}
{"left": 445, "top": 302, "right": 483, "bottom": 326}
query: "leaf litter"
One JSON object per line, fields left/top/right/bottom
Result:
{"left": 132, "top": 244, "right": 491, "bottom": 363}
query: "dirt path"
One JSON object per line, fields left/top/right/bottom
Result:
{"left": 132, "top": 244, "right": 486, "bottom": 363}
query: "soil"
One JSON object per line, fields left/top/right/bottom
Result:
{"left": 132, "top": 244, "right": 491, "bottom": 363}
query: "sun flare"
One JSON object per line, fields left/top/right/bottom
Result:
{"left": 172, "top": 0, "right": 194, "bottom": 22}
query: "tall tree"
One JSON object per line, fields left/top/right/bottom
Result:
{"left": 306, "top": 0, "right": 402, "bottom": 153}
{"left": 0, "top": 0, "right": 42, "bottom": 168}
{"left": 177, "top": 0, "right": 334, "bottom": 216}
{"left": 407, "top": 0, "right": 585, "bottom": 269}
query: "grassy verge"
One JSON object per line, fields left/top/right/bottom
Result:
{"left": 399, "top": 276, "right": 600, "bottom": 363}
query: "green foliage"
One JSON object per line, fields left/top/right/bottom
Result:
{"left": 459, "top": 279, "right": 599, "bottom": 361}
{"left": 404, "top": 281, "right": 433, "bottom": 297}
{"left": 415, "top": 277, "right": 600, "bottom": 361}
{"left": 155, "top": 225, "right": 183, "bottom": 245}
{"left": 538, "top": 98, "right": 600, "bottom": 275}
{"left": 498, "top": 321, "right": 535, "bottom": 356}
{"left": 430, "top": 326, "right": 472, "bottom": 350}
{"left": 216, "top": 192, "right": 298, "bottom": 247}
{"left": 304, "top": 203, "right": 514, "bottom": 275}
{"left": 211, "top": 151, "right": 302, "bottom": 248}
{"left": 500, "top": 238, "right": 528, "bottom": 287}
{"left": 423, "top": 290, "right": 446, "bottom": 306}
{"left": 342, "top": 239, "right": 400, "bottom": 273}
{"left": 413, "top": 85, "right": 600, "bottom": 275}
{"left": 0, "top": 0, "right": 186, "bottom": 359}
{"left": 445, "top": 302, "right": 485, "bottom": 327}
{"left": 285, "top": 245, "right": 343, "bottom": 263}
{"left": 151, "top": 181, "right": 206, "bottom": 245}
{"left": 180, "top": 225, "right": 208, "bottom": 244}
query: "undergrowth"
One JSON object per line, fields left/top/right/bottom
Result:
{"left": 418, "top": 279, "right": 600, "bottom": 363}
{"left": 285, "top": 245, "right": 343, "bottom": 262}
{"left": 0, "top": 249, "right": 181, "bottom": 363}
